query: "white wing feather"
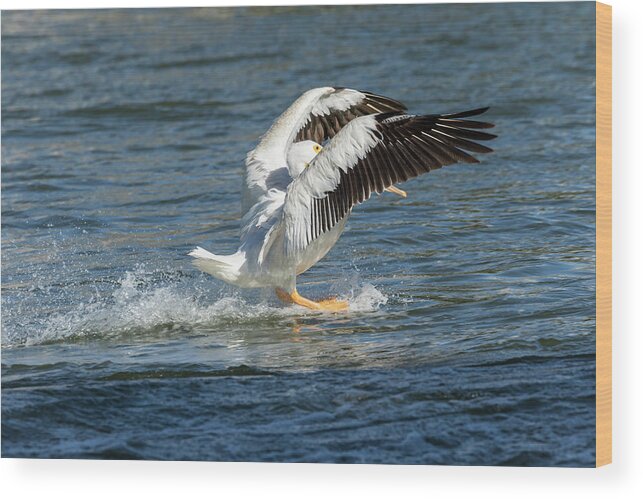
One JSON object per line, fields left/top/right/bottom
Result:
{"left": 242, "top": 87, "right": 335, "bottom": 214}
{"left": 282, "top": 115, "right": 380, "bottom": 255}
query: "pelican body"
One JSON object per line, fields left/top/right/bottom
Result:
{"left": 190, "top": 87, "right": 496, "bottom": 310}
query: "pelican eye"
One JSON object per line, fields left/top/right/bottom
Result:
{"left": 313, "top": 144, "right": 322, "bottom": 153}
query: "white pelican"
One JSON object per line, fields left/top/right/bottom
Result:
{"left": 190, "top": 87, "right": 495, "bottom": 311}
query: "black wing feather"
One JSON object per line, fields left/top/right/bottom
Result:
{"left": 295, "top": 88, "right": 407, "bottom": 143}
{"left": 307, "top": 108, "right": 496, "bottom": 241}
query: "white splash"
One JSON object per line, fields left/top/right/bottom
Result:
{"left": 347, "top": 283, "right": 388, "bottom": 312}
{"left": 12, "top": 268, "right": 387, "bottom": 347}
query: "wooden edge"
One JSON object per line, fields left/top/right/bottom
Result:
{"left": 596, "top": 1, "right": 612, "bottom": 468}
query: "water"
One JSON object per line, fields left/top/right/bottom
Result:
{"left": 1, "top": 3, "right": 596, "bottom": 465}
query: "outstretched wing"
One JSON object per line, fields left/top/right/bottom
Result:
{"left": 242, "top": 87, "right": 407, "bottom": 215}
{"left": 282, "top": 108, "right": 496, "bottom": 256}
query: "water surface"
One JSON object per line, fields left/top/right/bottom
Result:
{"left": 2, "top": 3, "right": 596, "bottom": 465}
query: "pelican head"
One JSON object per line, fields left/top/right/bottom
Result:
{"left": 287, "top": 140, "right": 323, "bottom": 177}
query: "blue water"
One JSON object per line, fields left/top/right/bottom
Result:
{"left": 1, "top": 3, "right": 596, "bottom": 465}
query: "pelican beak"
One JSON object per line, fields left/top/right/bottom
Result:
{"left": 385, "top": 185, "right": 407, "bottom": 198}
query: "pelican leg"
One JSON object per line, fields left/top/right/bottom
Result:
{"left": 385, "top": 185, "right": 407, "bottom": 198}
{"left": 317, "top": 297, "right": 350, "bottom": 311}
{"left": 275, "top": 288, "right": 348, "bottom": 312}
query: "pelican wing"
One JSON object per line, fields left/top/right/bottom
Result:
{"left": 293, "top": 87, "right": 407, "bottom": 144}
{"left": 282, "top": 108, "right": 496, "bottom": 255}
{"left": 243, "top": 87, "right": 407, "bottom": 215}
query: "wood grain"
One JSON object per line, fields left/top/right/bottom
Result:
{"left": 595, "top": 1, "right": 612, "bottom": 468}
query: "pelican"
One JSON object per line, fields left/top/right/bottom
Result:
{"left": 190, "top": 87, "right": 496, "bottom": 311}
